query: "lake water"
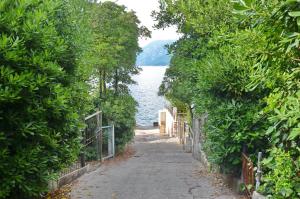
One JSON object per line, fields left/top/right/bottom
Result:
{"left": 129, "top": 66, "right": 168, "bottom": 127}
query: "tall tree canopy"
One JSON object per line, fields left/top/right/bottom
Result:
{"left": 92, "top": 1, "right": 150, "bottom": 97}
{"left": 91, "top": 1, "right": 150, "bottom": 151}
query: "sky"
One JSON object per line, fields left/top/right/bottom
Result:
{"left": 104, "top": 0, "right": 180, "bottom": 47}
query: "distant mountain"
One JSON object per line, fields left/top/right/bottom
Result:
{"left": 136, "top": 40, "right": 175, "bottom": 66}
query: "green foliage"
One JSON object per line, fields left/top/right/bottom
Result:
{"left": 100, "top": 92, "right": 137, "bottom": 152}
{"left": 156, "top": 0, "right": 300, "bottom": 196}
{"left": 91, "top": 1, "right": 150, "bottom": 97}
{"left": 84, "top": 145, "right": 98, "bottom": 161}
{"left": 0, "top": 0, "right": 93, "bottom": 198}
{"left": 260, "top": 148, "right": 300, "bottom": 198}
{"left": 90, "top": 2, "right": 150, "bottom": 151}
{"left": 203, "top": 99, "right": 267, "bottom": 173}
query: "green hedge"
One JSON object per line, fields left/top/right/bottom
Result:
{"left": 0, "top": 0, "right": 92, "bottom": 198}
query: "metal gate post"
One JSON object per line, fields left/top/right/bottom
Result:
{"left": 99, "top": 111, "right": 103, "bottom": 162}
{"left": 95, "top": 110, "right": 102, "bottom": 161}
{"left": 108, "top": 123, "right": 112, "bottom": 157}
{"left": 80, "top": 129, "right": 86, "bottom": 167}
{"left": 95, "top": 111, "right": 100, "bottom": 161}
{"left": 255, "top": 152, "right": 262, "bottom": 190}
{"left": 112, "top": 124, "right": 115, "bottom": 157}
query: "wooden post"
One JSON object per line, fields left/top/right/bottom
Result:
{"left": 241, "top": 144, "right": 247, "bottom": 183}
{"left": 183, "top": 121, "right": 186, "bottom": 148}
{"left": 178, "top": 116, "right": 180, "bottom": 142}
{"left": 177, "top": 116, "right": 179, "bottom": 138}
{"left": 172, "top": 107, "right": 177, "bottom": 137}
{"left": 180, "top": 116, "right": 183, "bottom": 144}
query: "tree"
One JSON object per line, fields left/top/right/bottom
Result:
{"left": 90, "top": 1, "right": 150, "bottom": 150}
{"left": 91, "top": 1, "right": 150, "bottom": 97}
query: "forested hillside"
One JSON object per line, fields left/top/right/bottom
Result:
{"left": 0, "top": 1, "right": 149, "bottom": 198}
{"left": 155, "top": 0, "right": 300, "bottom": 198}
{"left": 136, "top": 40, "right": 174, "bottom": 66}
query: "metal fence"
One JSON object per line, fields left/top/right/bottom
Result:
{"left": 83, "top": 111, "right": 102, "bottom": 162}
{"left": 101, "top": 125, "right": 115, "bottom": 160}
{"left": 59, "top": 111, "right": 115, "bottom": 179}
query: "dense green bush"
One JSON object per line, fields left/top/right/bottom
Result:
{"left": 260, "top": 148, "right": 300, "bottom": 198}
{"left": 84, "top": 146, "right": 98, "bottom": 161}
{"left": 0, "top": 0, "right": 93, "bottom": 198}
{"left": 156, "top": 0, "right": 300, "bottom": 197}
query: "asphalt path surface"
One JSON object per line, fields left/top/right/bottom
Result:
{"left": 71, "top": 128, "right": 237, "bottom": 199}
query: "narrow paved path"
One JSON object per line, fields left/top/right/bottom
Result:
{"left": 71, "top": 128, "right": 237, "bottom": 199}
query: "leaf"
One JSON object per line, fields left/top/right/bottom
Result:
{"left": 266, "top": 126, "right": 275, "bottom": 135}
{"left": 244, "top": 0, "right": 253, "bottom": 7}
{"left": 285, "top": 0, "right": 300, "bottom": 5}
{"left": 287, "top": 128, "right": 300, "bottom": 140}
{"left": 297, "top": 17, "right": 300, "bottom": 27}
{"left": 233, "top": 3, "right": 249, "bottom": 11}
{"left": 279, "top": 187, "right": 293, "bottom": 197}
{"left": 288, "top": 11, "right": 300, "bottom": 17}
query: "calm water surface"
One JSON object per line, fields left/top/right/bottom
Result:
{"left": 129, "top": 66, "right": 168, "bottom": 126}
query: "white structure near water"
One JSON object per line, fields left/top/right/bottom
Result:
{"left": 158, "top": 108, "right": 175, "bottom": 137}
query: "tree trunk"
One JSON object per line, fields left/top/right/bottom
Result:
{"left": 114, "top": 69, "right": 118, "bottom": 95}
{"left": 99, "top": 69, "right": 102, "bottom": 99}
{"left": 103, "top": 71, "right": 107, "bottom": 96}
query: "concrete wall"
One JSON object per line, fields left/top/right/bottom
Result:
{"left": 252, "top": 191, "right": 266, "bottom": 199}
{"left": 48, "top": 165, "right": 90, "bottom": 191}
{"left": 192, "top": 114, "right": 211, "bottom": 169}
{"left": 159, "top": 108, "right": 175, "bottom": 137}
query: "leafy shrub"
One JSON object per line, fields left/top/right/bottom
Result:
{"left": 0, "top": 0, "right": 92, "bottom": 198}
{"left": 84, "top": 146, "right": 98, "bottom": 161}
{"left": 203, "top": 99, "right": 268, "bottom": 174}
{"left": 99, "top": 92, "right": 137, "bottom": 152}
{"left": 260, "top": 149, "right": 300, "bottom": 198}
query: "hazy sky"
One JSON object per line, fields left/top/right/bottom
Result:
{"left": 104, "top": 0, "right": 180, "bottom": 47}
